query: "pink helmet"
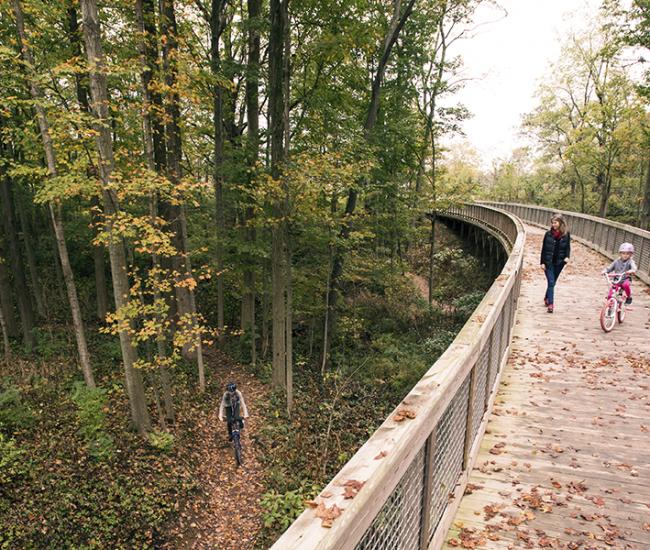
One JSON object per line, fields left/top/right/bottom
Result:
{"left": 618, "top": 242, "right": 634, "bottom": 253}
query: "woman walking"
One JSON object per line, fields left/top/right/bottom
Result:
{"left": 540, "top": 214, "right": 571, "bottom": 313}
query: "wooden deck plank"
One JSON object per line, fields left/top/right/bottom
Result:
{"left": 444, "top": 226, "right": 650, "bottom": 549}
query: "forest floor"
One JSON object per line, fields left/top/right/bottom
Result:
{"left": 163, "top": 347, "right": 269, "bottom": 549}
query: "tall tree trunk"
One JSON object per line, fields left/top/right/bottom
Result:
{"left": 91, "top": 202, "right": 109, "bottom": 321}
{"left": 210, "top": 0, "right": 227, "bottom": 338}
{"left": 640, "top": 157, "right": 650, "bottom": 230}
{"left": 0, "top": 165, "right": 35, "bottom": 352}
{"left": 323, "top": 0, "right": 416, "bottom": 369}
{"left": 597, "top": 170, "right": 611, "bottom": 218}
{"left": 66, "top": 3, "right": 109, "bottom": 321}
{"left": 160, "top": 0, "right": 204, "bottom": 376}
{"left": 79, "top": 0, "right": 151, "bottom": 432}
{"left": 285, "top": 224, "right": 293, "bottom": 415}
{"left": 241, "top": 0, "right": 261, "bottom": 363}
{"left": 138, "top": 0, "right": 167, "bottom": 172}
{"left": 261, "top": 262, "right": 269, "bottom": 359}
{"left": 271, "top": 220, "right": 286, "bottom": 389}
{"left": 136, "top": 0, "right": 175, "bottom": 422}
{"left": 269, "top": 0, "right": 290, "bottom": 393}
{"left": 0, "top": 293, "right": 9, "bottom": 361}
{"left": 12, "top": 0, "right": 95, "bottom": 385}
{"left": 160, "top": 0, "right": 192, "bottom": 324}
{"left": 0, "top": 237, "right": 18, "bottom": 338}
{"left": 14, "top": 188, "right": 46, "bottom": 318}
{"left": 427, "top": 213, "right": 436, "bottom": 300}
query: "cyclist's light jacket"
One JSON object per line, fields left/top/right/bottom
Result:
{"left": 604, "top": 258, "right": 637, "bottom": 276}
{"left": 219, "top": 389, "right": 249, "bottom": 420}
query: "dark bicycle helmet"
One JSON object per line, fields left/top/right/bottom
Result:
{"left": 226, "top": 382, "right": 237, "bottom": 392}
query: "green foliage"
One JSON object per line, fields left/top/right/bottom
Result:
{"left": 32, "top": 327, "right": 74, "bottom": 361}
{"left": 0, "top": 433, "right": 27, "bottom": 486}
{"left": 453, "top": 290, "right": 486, "bottom": 319}
{"left": 0, "top": 388, "right": 34, "bottom": 434}
{"left": 422, "top": 331, "right": 458, "bottom": 358}
{"left": 261, "top": 484, "right": 317, "bottom": 531}
{"left": 70, "top": 382, "right": 113, "bottom": 461}
{"left": 148, "top": 430, "right": 174, "bottom": 453}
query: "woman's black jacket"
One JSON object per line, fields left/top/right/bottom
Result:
{"left": 540, "top": 230, "right": 571, "bottom": 266}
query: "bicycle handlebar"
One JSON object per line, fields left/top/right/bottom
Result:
{"left": 603, "top": 272, "right": 627, "bottom": 285}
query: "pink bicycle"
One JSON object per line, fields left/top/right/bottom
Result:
{"left": 600, "top": 272, "right": 628, "bottom": 332}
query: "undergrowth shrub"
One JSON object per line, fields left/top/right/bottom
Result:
{"left": 0, "top": 433, "right": 27, "bottom": 486}
{"left": 0, "top": 387, "right": 34, "bottom": 434}
{"left": 452, "top": 290, "right": 486, "bottom": 318}
{"left": 148, "top": 430, "right": 174, "bottom": 452}
{"left": 71, "top": 382, "right": 113, "bottom": 461}
{"left": 422, "top": 331, "right": 458, "bottom": 358}
{"left": 261, "top": 483, "right": 318, "bottom": 531}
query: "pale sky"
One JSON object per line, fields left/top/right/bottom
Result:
{"left": 442, "top": 0, "right": 603, "bottom": 168}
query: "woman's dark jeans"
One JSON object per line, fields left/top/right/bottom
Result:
{"left": 544, "top": 263, "right": 565, "bottom": 305}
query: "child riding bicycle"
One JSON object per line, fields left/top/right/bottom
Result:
{"left": 601, "top": 243, "right": 637, "bottom": 304}
{"left": 218, "top": 382, "right": 250, "bottom": 440}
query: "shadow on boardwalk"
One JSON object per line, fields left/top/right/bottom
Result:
{"left": 446, "top": 226, "right": 650, "bottom": 549}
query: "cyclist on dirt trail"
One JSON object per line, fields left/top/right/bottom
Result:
{"left": 602, "top": 243, "right": 637, "bottom": 305}
{"left": 218, "top": 382, "right": 250, "bottom": 440}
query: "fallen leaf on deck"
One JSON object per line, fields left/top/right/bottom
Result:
{"left": 393, "top": 408, "right": 417, "bottom": 422}
{"left": 465, "top": 483, "right": 484, "bottom": 495}
{"left": 314, "top": 503, "right": 343, "bottom": 528}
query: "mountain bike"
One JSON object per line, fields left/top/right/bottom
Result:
{"left": 230, "top": 416, "right": 244, "bottom": 467}
{"left": 600, "top": 273, "right": 628, "bottom": 332}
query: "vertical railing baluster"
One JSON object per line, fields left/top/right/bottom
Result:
{"left": 462, "top": 365, "right": 478, "bottom": 469}
{"left": 419, "top": 427, "right": 437, "bottom": 550}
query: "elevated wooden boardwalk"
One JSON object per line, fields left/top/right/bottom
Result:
{"left": 446, "top": 225, "right": 650, "bottom": 549}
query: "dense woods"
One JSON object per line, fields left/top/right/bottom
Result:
{"left": 0, "top": 0, "right": 647, "bottom": 547}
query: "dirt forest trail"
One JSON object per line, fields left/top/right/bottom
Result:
{"left": 445, "top": 225, "right": 650, "bottom": 549}
{"left": 164, "top": 348, "right": 268, "bottom": 549}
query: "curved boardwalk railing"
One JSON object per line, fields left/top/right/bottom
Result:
{"left": 486, "top": 202, "right": 650, "bottom": 285}
{"left": 272, "top": 204, "right": 525, "bottom": 550}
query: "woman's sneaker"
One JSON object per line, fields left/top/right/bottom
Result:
{"left": 547, "top": 304, "right": 554, "bottom": 313}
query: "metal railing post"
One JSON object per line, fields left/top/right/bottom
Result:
{"left": 418, "top": 427, "right": 437, "bottom": 550}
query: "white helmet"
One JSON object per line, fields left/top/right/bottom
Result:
{"left": 619, "top": 242, "right": 634, "bottom": 253}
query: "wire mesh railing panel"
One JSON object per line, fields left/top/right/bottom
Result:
{"left": 426, "top": 375, "right": 471, "bottom": 540}
{"left": 488, "top": 316, "right": 502, "bottom": 392}
{"left": 616, "top": 228, "right": 626, "bottom": 252}
{"left": 471, "top": 346, "right": 490, "bottom": 442}
{"left": 585, "top": 219, "right": 595, "bottom": 242}
{"left": 605, "top": 225, "right": 612, "bottom": 248}
{"left": 355, "top": 447, "right": 425, "bottom": 550}
{"left": 596, "top": 222, "right": 604, "bottom": 247}
{"left": 499, "top": 296, "right": 511, "bottom": 360}
{"left": 640, "top": 238, "right": 650, "bottom": 273}
{"left": 506, "top": 290, "right": 515, "bottom": 342}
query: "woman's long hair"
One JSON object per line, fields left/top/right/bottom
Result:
{"left": 551, "top": 214, "right": 568, "bottom": 235}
